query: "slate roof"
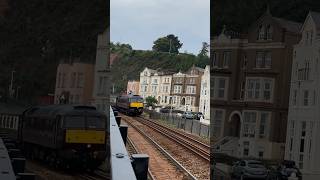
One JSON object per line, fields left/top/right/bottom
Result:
{"left": 310, "top": 11, "right": 320, "bottom": 30}
{"left": 273, "top": 17, "right": 302, "bottom": 33}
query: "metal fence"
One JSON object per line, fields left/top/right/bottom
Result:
{"left": 144, "top": 109, "right": 210, "bottom": 139}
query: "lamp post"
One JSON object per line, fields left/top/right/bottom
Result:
{"left": 9, "top": 70, "right": 16, "bottom": 98}
{"left": 16, "top": 86, "right": 21, "bottom": 99}
{"left": 169, "top": 96, "right": 173, "bottom": 118}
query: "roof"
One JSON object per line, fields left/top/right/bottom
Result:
{"left": 273, "top": 17, "right": 302, "bottom": 33}
{"left": 310, "top": 11, "right": 320, "bottom": 30}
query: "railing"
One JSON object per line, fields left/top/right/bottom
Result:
{"left": 144, "top": 109, "right": 210, "bottom": 138}
{"left": 0, "top": 113, "right": 20, "bottom": 130}
{"left": 109, "top": 106, "right": 137, "bottom": 180}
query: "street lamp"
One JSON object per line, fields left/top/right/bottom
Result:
{"left": 16, "top": 86, "right": 21, "bottom": 99}
{"left": 169, "top": 96, "right": 173, "bottom": 118}
{"left": 9, "top": 70, "right": 16, "bottom": 98}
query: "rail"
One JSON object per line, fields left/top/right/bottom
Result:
{"left": 109, "top": 106, "right": 137, "bottom": 180}
{"left": 137, "top": 116, "right": 210, "bottom": 162}
{"left": 124, "top": 117, "right": 198, "bottom": 180}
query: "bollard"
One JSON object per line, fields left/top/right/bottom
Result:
{"left": 17, "top": 173, "right": 36, "bottom": 180}
{"left": 119, "top": 125, "right": 128, "bottom": 145}
{"left": 131, "top": 154, "right": 149, "bottom": 180}
{"left": 115, "top": 116, "right": 121, "bottom": 126}
{"left": 113, "top": 111, "right": 119, "bottom": 117}
{"left": 12, "top": 158, "right": 26, "bottom": 174}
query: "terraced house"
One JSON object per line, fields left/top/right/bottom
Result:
{"left": 171, "top": 65, "right": 204, "bottom": 112}
{"left": 285, "top": 11, "right": 320, "bottom": 180}
{"left": 211, "top": 10, "right": 301, "bottom": 160}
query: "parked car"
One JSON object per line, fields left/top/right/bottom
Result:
{"left": 194, "top": 112, "right": 204, "bottom": 120}
{"left": 182, "top": 111, "right": 194, "bottom": 119}
{"left": 231, "top": 160, "right": 268, "bottom": 179}
{"left": 172, "top": 110, "right": 184, "bottom": 117}
{"left": 274, "top": 160, "right": 302, "bottom": 180}
{"left": 160, "top": 106, "right": 174, "bottom": 113}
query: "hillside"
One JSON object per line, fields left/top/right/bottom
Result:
{"left": 110, "top": 50, "right": 210, "bottom": 94}
{"left": 211, "top": 0, "right": 320, "bottom": 35}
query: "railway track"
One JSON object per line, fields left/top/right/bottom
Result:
{"left": 124, "top": 116, "right": 197, "bottom": 180}
{"left": 137, "top": 115, "right": 210, "bottom": 162}
{"left": 127, "top": 137, "right": 157, "bottom": 180}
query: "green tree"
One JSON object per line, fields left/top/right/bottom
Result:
{"left": 145, "top": 96, "right": 158, "bottom": 108}
{"left": 152, "top": 34, "right": 183, "bottom": 54}
{"left": 198, "top": 42, "right": 209, "bottom": 57}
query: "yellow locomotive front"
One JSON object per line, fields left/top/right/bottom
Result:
{"left": 116, "top": 95, "right": 144, "bottom": 116}
{"left": 61, "top": 114, "right": 107, "bottom": 169}
{"left": 128, "top": 95, "right": 144, "bottom": 115}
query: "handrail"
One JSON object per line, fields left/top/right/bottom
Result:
{"left": 109, "top": 106, "right": 136, "bottom": 180}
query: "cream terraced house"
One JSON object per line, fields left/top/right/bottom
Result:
{"left": 139, "top": 67, "right": 157, "bottom": 99}
{"left": 158, "top": 73, "right": 173, "bottom": 106}
{"left": 199, "top": 65, "right": 210, "bottom": 124}
{"left": 285, "top": 11, "right": 320, "bottom": 180}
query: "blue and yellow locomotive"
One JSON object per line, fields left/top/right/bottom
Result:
{"left": 115, "top": 95, "right": 144, "bottom": 116}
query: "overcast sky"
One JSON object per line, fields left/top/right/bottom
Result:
{"left": 111, "top": 0, "right": 210, "bottom": 55}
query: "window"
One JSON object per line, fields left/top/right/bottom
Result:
{"left": 57, "top": 73, "right": 61, "bottom": 88}
{"left": 174, "top": 85, "right": 182, "bottom": 93}
{"left": 77, "top": 73, "right": 84, "bottom": 88}
{"left": 212, "top": 52, "right": 218, "bottom": 67}
{"left": 259, "top": 112, "right": 269, "bottom": 138}
{"left": 293, "top": 90, "right": 297, "bottom": 105}
{"left": 242, "top": 54, "right": 247, "bottom": 69}
{"left": 218, "top": 79, "right": 225, "bottom": 98}
{"left": 263, "top": 79, "right": 272, "bottom": 100}
{"left": 243, "top": 111, "right": 257, "bottom": 138}
{"left": 240, "top": 81, "right": 245, "bottom": 100}
{"left": 243, "top": 141, "right": 250, "bottom": 156}
{"left": 255, "top": 51, "right": 271, "bottom": 69}
{"left": 246, "top": 78, "right": 274, "bottom": 102}
{"left": 186, "top": 86, "right": 196, "bottom": 94}
{"left": 212, "top": 77, "right": 228, "bottom": 100}
{"left": 303, "top": 90, "right": 309, "bottom": 106}
{"left": 61, "top": 73, "right": 66, "bottom": 88}
{"left": 213, "top": 109, "right": 224, "bottom": 137}
{"left": 223, "top": 51, "right": 231, "bottom": 68}
{"left": 258, "top": 151, "right": 264, "bottom": 159}
{"left": 299, "top": 121, "right": 306, "bottom": 169}
{"left": 266, "top": 25, "right": 273, "bottom": 40}
{"left": 70, "top": 72, "right": 76, "bottom": 88}
{"left": 298, "top": 61, "right": 311, "bottom": 80}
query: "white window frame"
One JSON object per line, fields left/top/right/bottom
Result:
{"left": 245, "top": 77, "right": 274, "bottom": 103}
{"left": 212, "top": 76, "right": 229, "bottom": 100}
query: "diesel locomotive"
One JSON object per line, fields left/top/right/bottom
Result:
{"left": 115, "top": 95, "right": 144, "bottom": 116}
{"left": 19, "top": 105, "right": 107, "bottom": 169}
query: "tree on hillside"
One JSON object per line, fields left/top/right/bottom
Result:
{"left": 198, "top": 42, "right": 209, "bottom": 57}
{"left": 152, "top": 34, "right": 183, "bottom": 54}
{"left": 145, "top": 96, "right": 158, "bottom": 108}
{"left": 110, "top": 42, "right": 132, "bottom": 56}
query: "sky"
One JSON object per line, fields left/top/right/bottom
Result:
{"left": 111, "top": 0, "right": 210, "bottom": 55}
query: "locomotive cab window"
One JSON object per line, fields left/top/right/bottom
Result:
{"left": 63, "top": 116, "right": 86, "bottom": 128}
{"left": 87, "top": 116, "right": 105, "bottom": 129}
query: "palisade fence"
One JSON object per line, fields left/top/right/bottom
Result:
{"left": 144, "top": 109, "right": 210, "bottom": 139}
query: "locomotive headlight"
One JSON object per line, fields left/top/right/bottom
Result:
{"left": 87, "top": 144, "right": 91, "bottom": 148}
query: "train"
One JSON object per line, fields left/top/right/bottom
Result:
{"left": 18, "top": 105, "right": 107, "bottom": 170}
{"left": 115, "top": 94, "right": 144, "bottom": 116}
